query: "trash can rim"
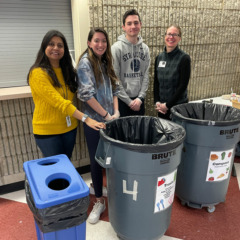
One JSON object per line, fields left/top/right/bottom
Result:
{"left": 99, "top": 116, "right": 186, "bottom": 153}
{"left": 171, "top": 102, "right": 240, "bottom": 126}
{"left": 100, "top": 129, "right": 185, "bottom": 148}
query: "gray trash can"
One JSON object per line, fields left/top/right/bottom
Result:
{"left": 95, "top": 116, "right": 186, "bottom": 240}
{"left": 171, "top": 102, "right": 240, "bottom": 213}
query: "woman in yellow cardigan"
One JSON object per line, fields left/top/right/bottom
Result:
{"left": 27, "top": 30, "right": 105, "bottom": 159}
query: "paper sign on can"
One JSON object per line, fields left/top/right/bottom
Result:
{"left": 206, "top": 149, "right": 233, "bottom": 182}
{"left": 154, "top": 170, "right": 177, "bottom": 213}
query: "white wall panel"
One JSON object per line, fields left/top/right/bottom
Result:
{"left": 0, "top": 0, "right": 74, "bottom": 88}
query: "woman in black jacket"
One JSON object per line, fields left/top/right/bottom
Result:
{"left": 154, "top": 25, "right": 191, "bottom": 120}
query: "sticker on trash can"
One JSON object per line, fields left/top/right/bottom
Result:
{"left": 154, "top": 170, "right": 177, "bottom": 213}
{"left": 206, "top": 149, "right": 233, "bottom": 182}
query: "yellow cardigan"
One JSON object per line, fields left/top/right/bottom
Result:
{"left": 29, "top": 67, "right": 78, "bottom": 135}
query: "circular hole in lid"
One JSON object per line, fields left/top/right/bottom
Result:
{"left": 47, "top": 173, "right": 70, "bottom": 191}
{"left": 38, "top": 158, "right": 59, "bottom": 166}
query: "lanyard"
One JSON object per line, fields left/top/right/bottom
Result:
{"left": 61, "top": 83, "right": 71, "bottom": 127}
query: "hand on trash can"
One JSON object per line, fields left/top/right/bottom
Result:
{"left": 85, "top": 117, "right": 106, "bottom": 130}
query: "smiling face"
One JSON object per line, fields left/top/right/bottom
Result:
{"left": 165, "top": 26, "right": 181, "bottom": 52}
{"left": 88, "top": 32, "right": 107, "bottom": 59}
{"left": 122, "top": 15, "right": 142, "bottom": 42}
{"left": 45, "top": 36, "right": 64, "bottom": 67}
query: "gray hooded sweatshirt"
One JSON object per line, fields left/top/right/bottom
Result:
{"left": 111, "top": 34, "right": 150, "bottom": 105}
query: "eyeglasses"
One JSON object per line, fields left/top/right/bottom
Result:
{"left": 165, "top": 33, "right": 180, "bottom": 37}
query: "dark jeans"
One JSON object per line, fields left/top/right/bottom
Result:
{"left": 34, "top": 128, "right": 77, "bottom": 160}
{"left": 118, "top": 98, "right": 145, "bottom": 117}
{"left": 83, "top": 123, "right": 103, "bottom": 198}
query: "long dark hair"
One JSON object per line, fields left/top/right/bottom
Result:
{"left": 77, "top": 27, "right": 118, "bottom": 89}
{"left": 27, "top": 30, "right": 78, "bottom": 92}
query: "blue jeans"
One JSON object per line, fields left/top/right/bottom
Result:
{"left": 34, "top": 128, "right": 77, "bottom": 160}
{"left": 83, "top": 123, "right": 103, "bottom": 198}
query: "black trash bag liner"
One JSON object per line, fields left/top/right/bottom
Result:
{"left": 101, "top": 116, "right": 186, "bottom": 153}
{"left": 25, "top": 178, "right": 89, "bottom": 233}
{"left": 171, "top": 102, "right": 240, "bottom": 126}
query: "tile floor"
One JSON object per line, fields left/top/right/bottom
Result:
{"left": 0, "top": 159, "right": 240, "bottom": 240}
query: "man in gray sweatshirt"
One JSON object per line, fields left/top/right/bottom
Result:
{"left": 111, "top": 9, "right": 150, "bottom": 117}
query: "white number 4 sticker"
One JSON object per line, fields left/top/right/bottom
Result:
{"left": 123, "top": 180, "right": 138, "bottom": 201}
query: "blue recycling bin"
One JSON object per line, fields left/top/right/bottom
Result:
{"left": 23, "top": 154, "right": 89, "bottom": 240}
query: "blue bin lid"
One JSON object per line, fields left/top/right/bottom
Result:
{"left": 23, "top": 154, "right": 89, "bottom": 209}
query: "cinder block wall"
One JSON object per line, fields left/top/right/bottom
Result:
{"left": 0, "top": 98, "right": 89, "bottom": 185}
{"left": 0, "top": 98, "right": 39, "bottom": 185}
{"left": 89, "top": 0, "right": 240, "bottom": 116}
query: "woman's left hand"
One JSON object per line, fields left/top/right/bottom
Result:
{"left": 112, "top": 110, "right": 120, "bottom": 119}
{"left": 157, "top": 103, "right": 168, "bottom": 114}
{"left": 161, "top": 103, "right": 168, "bottom": 113}
{"left": 85, "top": 117, "right": 106, "bottom": 130}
